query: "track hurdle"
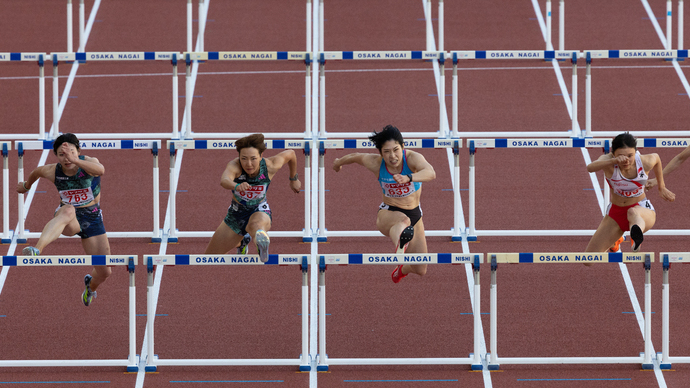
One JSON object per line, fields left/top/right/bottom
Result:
{"left": 487, "top": 252, "right": 654, "bottom": 370}
{"left": 0, "top": 254, "right": 138, "bottom": 371}
{"left": 49, "top": 51, "right": 181, "bottom": 140}
{"left": 179, "top": 51, "right": 312, "bottom": 139}
{"left": 316, "top": 253, "right": 484, "bottom": 370}
{"left": 143, "top": 253, "right": 311, "bottom": 371}
{"left": 1, "top": 142, "right": 11, "bottom": 243}
{"left": 319, "top": 51, "right": 449, "bottom": 138}
{"left": 450, "top": 50, "right": 580, "bottom": 138}
{"left": 317, "top": 138, "right": 462, "bottom": 241}
{"left": 16, "top": 139, "right": 162, "bottom": 242}
{"left": 166, "top": 139, "right": 312, "bottom": 242}
{"left": 583, "top": 49, "right": 690, "bottom": 138}
{"left": 658, "top": 252, "right": 690, "bottom": 369}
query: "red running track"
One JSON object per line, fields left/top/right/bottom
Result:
{"left": 1, "top": 1, "right": 690, "bottom": 387}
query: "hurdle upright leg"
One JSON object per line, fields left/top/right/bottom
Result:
{"left": 642, "top": 256, "right": 653, "bottom": 369}
{"left": 17, "top": 144, "right": 26, "bottom": 243}
{"left": 127, "top": 258, "right": 138, "bottom": 371}
{"left": 471, "top": 259, "right": 482, "bottom": 369}
{"left": 661, "top": 255, "right": 671, "bottom": 369}
{"left": 2, "top": 145, "right": 9, "bottom": 243}
{"left": 300, "top": 258, "right": 310, "bottom": 370}
{"left": 146, "top": 258, "right": 157, "bottom": 371}
{"left": 488, "top": 255, "right": 499, "bottom": 369}
{"left": 317, "top": 257, "right": 328, "bottom": 370}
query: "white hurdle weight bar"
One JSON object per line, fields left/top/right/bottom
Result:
{"left": 0, "top": 254, "right": 138, "bottom": 371}
{"left": 143, "top": 254, "right": 311, "bottom": 371}
{"left": 316, "top": 253, "right": 484, "bottom": 371}
{"left": 487, "top": 252, "right": 654, "bottom": 370}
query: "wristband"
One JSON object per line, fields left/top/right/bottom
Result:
{"left": 407, "top": 174, "right": 413, "bottom": 183}
{"left": 234, "top": 183, "right": 241, "bottom": 191}
{"left": 22, "top": 181, "right": 29, "bottom": 191}
{"left": 289, "top": 173, "right": 299, "bottom": 181}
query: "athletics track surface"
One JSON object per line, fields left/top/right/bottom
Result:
{"left": 1, "top": 1, "right": 690, "bottom": 387}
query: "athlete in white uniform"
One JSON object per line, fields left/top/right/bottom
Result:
{"left": 586, "top": 133, "right": 675, "bottom": 253}
{"left": 333, "top": 125, "right": 436, "bottom": 283}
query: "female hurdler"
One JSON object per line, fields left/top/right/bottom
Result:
{"left": 204, "top": 134, "right": 301, "bottom": 261}
{"left": 333, "top": 125, "right": 436, "bottom": 283}
{"left": 585, "top": 132, "right": 675, "bottom": 253}
{"left": 17, "top": 133, "right": 110, "bottom": 306}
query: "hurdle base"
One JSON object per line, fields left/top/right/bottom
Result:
{"left": 471, "top": 364, "right": 483, "bottom": 371}
{"left": 151, "top": 237, "right": 162, "bottom": 243}
{"left": 642, "top": 363, "right": 654, "bottom": 370}
{"left": 1, "top": 239, "right": 10, "bottom": 244}
{"left": 127, "top": 365, "right": 139, "bottom": 372}
{"left": 466, "top": 236, "right": 477, "bottom": 242}
{"left": 167, "top": 237, "right": 178, "bottom": 243}
{"left": 299, "top": 365, "right": 312, "bottom": 372}
{"left": 451, "top": 236, "right": 463, "bottom": 242}
{"left": 660, "top": 363, "right": 672, "bottom": 370}
{"left": 145, "top": 365, "right": 157, "bottom": 372}
{"left": 302, "top": 237, "right": 313, "bottom": 243}
{"left": 316, "top": 365, "right": 329, "bottom": 371}
{"left": 317, "top": 237, "right": 327, "bottom": 243}
{"left": 16, "top": 238, "right": 27, "bottom": 243}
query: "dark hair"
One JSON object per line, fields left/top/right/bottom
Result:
{"left": 611, "top": 132, "right": 637, "bottom": 153}
{"left": 236, "top": 134, "right": 267, "bottom": 155}
{"left": 53, "top": 133, "right": 80, "bottom": 154}
{"left": 368, "top": 125, "right": 404, "bottom": 151}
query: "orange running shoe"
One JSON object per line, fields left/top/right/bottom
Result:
{"left": 608, "top": 236, "right": 625, "bottom": 253}
{"left": 391, "top": 265, "right": 408, "bottom": 283}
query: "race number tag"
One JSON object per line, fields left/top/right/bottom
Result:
{"left": 59, "top": 188, "right": 95, "bottom": 206}
{"left": 382, "top": 182, "right": 413, "bottom": 198}
{"left": 235, "top": 185, "right": 267, "bottom": 201}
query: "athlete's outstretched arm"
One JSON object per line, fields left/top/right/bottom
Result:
{"left": 648, "top": 153, "right": 675, "bottom": 202}
{"left": 647, "top": 144, "right": 690, "bottom": 189}
{"left": 399, "top": 151, "right": 436, "bottom": 183}
{"left": 267, "top": 150, "right": 301, "bottom": 193}
{"left": 586, "top": 153, "right": 620, "bottom": 173}
{"left": 17, "top": 164, "right": 54, "bottom": 193}
{"left": 219, "top": 159, "right": 243, "bottom": 190}
{"left": 333, "top": 153, "right": 380, "bottom": 175}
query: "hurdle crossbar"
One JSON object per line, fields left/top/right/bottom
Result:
{"left": 317, "top": 139, "right": 462, "bottom": 241}
{"left": 466, "top": 138, "right": 690, "bottom": 240}
{"left": 316, "top": 253, "right": 484, "bottom": 370}
{"left": 0, "top": 255, "right": 138, "bottom": 370}
{"left": 16, "top": 140, "right": 161, "bottom": 242}
{"left": 165, "top": 139, "right": 312, "bottom": 242}
{"left": 143, "top": 254, "right": 310, "bottom": 371}
{"left": 488, "top": 252, "right": 654, "bottom": 370}
{"left": 659, "top": 252, "right": 690, "bottom": 369}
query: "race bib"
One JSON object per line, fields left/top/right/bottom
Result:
{"left": 382, "top": 182, "right": 414, "bottom": 198}
{"left": 59, "top": 187, "right": 95, "bottom": 206}
{"left": 235, "top": 185, "right": 267, "bottom": 201}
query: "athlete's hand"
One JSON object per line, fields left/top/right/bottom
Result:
{"left": 612, "top": 154, "right": 629, "bottom": 165}
{"left": 60, "top": 143, "right": 80, "bottom": 164}
{"left": 645, "top": 178, "right": 658, "bottom": 191}
{"left": 234, "top": 182, "right": 250, "bottom": 192}
{"left": 332, "top": 159, "right": 342, "bottom": 172}
{"left": 392, "top": 174, "right": 409, "bottom": 184}
{"left": 659, "top": 187, "right": 675, "bottom": 202}
{"left": 289, "top": 179, "right": 301, "bottom": 193}
{"left": 16, "top": 181, "right": 30, "bottom": 194}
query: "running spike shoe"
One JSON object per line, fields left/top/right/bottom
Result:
{"left": 22, "top": 246, "right": 40, "bottom": 256}
{"left": 391, "top": 265, "right": 408, "bottom": 283}
{"left": 608, "top": 236, "right": 625, "bottom": 253}
{"left": 255, "top": 230, "right": 270, "bottom": 263}
{"left": 82, "top": 274, "right": 97, "bottom": 306}
{"left": 237, "top": 233, "right": 251, "bottom": 254}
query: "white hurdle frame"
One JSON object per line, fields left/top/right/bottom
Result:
{"left": 16, "top": 140, "right": 162, "bottom": 241}
{"left": 466, "top": 137, "right": 690, "bottom": 240}
{"left": 0, "top": 254, "right": 138, "bottom": 371}
{"left": 144, "top": 254, "right": 311, "bottom": 371}
{"left": 165, "top": 139, "right": 312, "bottom": 242}
{"left": 1, "top": 142, "right": 11, "bottom": 243}
{"left": 545, "top": 0, "right": 566, "bottom": 50}
{"left": 659, "top": 252, "right": 690, "bottom": 369}
{"left": 488, "top": 252, "right": 654, "bottom": 370}
{"left": 316, "top": 138, "right": 462, "bottom": 241}
{"left": 316, "top": 253, "right": 484, "bottom": 371}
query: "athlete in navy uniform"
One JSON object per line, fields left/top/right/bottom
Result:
{"left": 204, "top": 133, "right": 301, "bottom": 262}
{"left": 333, "top": 125, "right": 436, "bottom": 283}
{"left": 17, "top": 133, "right": 110, "bottom": 306}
